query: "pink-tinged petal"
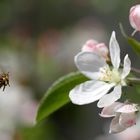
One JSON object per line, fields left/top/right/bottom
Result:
{"left": 69, "top": 80, "right": 115, "bottom": 105}
{"left": 97, "top": 85, "right": 122, "bottom": 108}
{"left": 96, "top": 43, "right": 109, "bottom": 59}
{"left": 100, "top": 102, "right": 123, "bottom": 118}
{"left": 121, "top": 54, "right": 131, "bottom": 79}
{"left": 119, "top": 113, "right": 137, "bottom": 128}
{"left": 82, "top": 39, "right": 98, "bottom": 52}
{"left": 109, "top": 31, "right": 120, "bottom": 69}
{"left": 75, "top": 51, "right": 107, "bottom": 79}
{"left": 109, "top": 114, "right": 126, "bottom": 134}
{"left": 116, "top": 104, "right": 138, "bottom": 113}
{"left": 129, "top": 5, "right": 140, "bottom": 31}
{"left": 82, "top": 39, "right": 109, "bottom": 61}
{"left": 129, "top": 5, "right": 138, "bottom": 29}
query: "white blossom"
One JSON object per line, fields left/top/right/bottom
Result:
{"left": 69, "top": 31, "right": 131, "bottom": 107}
{"left": 100, "top": 102, "right": 138, "bottom": 133}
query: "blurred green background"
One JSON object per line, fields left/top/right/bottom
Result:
{"left": 0, "top": 0, "right": 139, "bottom": 140}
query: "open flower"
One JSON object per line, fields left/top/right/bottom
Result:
{"left": 100, "top": 102, "right": 138, "bottom": 133}
{"left": 69, "top": 31, "right": 131, "bottom": 107}
{"left": 82, "top": 39, "right": 109, "bottom": 61}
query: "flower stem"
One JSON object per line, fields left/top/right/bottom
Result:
{"left": 127, "top": 77, "right": 140, "bottom": 84}
{"left": 131, "top": 67, "right": 140, "bottom": 74}
{"left": 131, "top": 29, "right": 137, "bottom": 36}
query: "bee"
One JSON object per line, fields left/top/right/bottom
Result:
{"left": 0, "top": 72, "right": 10, "bottom": 91}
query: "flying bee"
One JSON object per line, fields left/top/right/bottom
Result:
{"left": 0, "top": 72, "right": 10, "bottom": 91}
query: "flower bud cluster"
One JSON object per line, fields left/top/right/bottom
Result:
{"left": 69, "top": 4, "right": 140, "bottom": 134}
{"left": 81, "top": 35, "right": 139, "bottom": 133}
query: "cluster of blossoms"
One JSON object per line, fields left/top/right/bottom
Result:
{"left": 69, "top": 4, "right": 140, "bottom": 133}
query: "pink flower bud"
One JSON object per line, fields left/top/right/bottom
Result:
{"left": 129, "top": 5, "right": 140, "bottom": 32}
{"left": 82, "top": 39, "right": 109, "bottom": 61}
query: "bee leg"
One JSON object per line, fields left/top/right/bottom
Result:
{"left": 3, "top": 85, "right": 5, "bottom": 91}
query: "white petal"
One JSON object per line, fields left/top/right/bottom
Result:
{"left": 75, "top": 51, "right": 107, "bottom": 79}
{"left": 69, "top": 80, "right": 114, "bottom": 105}
{"left": 100, "top": 102, "right": 123, "bottom": 118}
{"left": 109, "top": 114, "right": 126, "bottom": 134}
{"left": 121, "top": 54, "right": 131, "bottom": 79}
{"left": 109, "top": 31, "right": 120, "bottom": 69}
{"left": 97, "top": 85, "right": 122, "bottom": 108}
{"left": 116, "top": 104, "right": 138, "bottom": 113}
{"left": 119, "top": 113, "right": 137, "bottom": 128}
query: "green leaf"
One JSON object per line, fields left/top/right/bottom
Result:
{"left": 36, "top": 71, "right": 88, "bottom": 123}
{"left": 119, "top": 23, "right": 140, "bottom": 56}
{"left": 127, "top": 37, "right": 140, "bottom": 56}
{"left": 122, "top": 85, "right": 140, "bottom": 104}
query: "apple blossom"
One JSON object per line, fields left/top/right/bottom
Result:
{"left": 69, "top": 31, "right": 131, "bottom": 108}
{"left": 100, "top": 102, "right": 138, "bottom": 133}
{"left": 82, "top": 39, "right": 109, "bottom": 61}
{"left": 129, "top": 4, "right": 140, "bottom": 35}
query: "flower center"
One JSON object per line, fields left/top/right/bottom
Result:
{"left": 99, "top": 67, "right": 121, "bottom": 84}
{"left": 111, "top": 69, "right": 121, "bottom": 84}
{"left": 127, "top": 119, "right": 136, "bottom": 126}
